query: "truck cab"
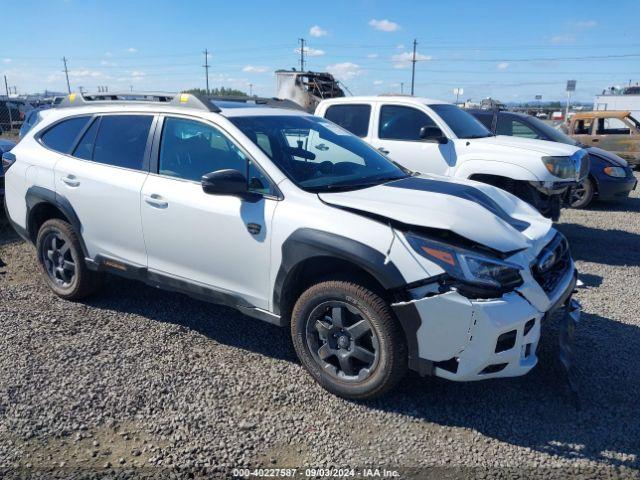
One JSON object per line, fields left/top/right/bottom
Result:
{"left": 316, "top": 96, "right": 589, "bottom": 220}
{"left": 566, "top": 111, "right": 640, "bottom": 167}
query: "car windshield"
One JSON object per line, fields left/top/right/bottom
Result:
{"left": 526, "top": 116, "right": 579, "bottom": 146}
{"left": 229, "top": 115, "right": 409, "bottom": 192}
{"left": 429, "top": 104, "right": 492, "bottom": 139}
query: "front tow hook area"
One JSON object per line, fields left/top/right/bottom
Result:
{"left": 559, "top": 298, "right": 581, "bottom": 409}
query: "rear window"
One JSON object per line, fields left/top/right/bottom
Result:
{"left": 92, "top": 115, "right": 153, "bottom": 170}
{"left": 40, "top": 117, "right": 90, "bottom": 153}
{"left": 324, "top": 104, "right": 371, "bottom": 137}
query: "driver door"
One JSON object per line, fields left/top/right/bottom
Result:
{"left": 371, "top": 103, "right": 451, "bottom": 175}
{"left": 140, "top": 115, "right": 277, "bottom": 309}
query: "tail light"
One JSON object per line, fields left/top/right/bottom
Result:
{"left": 2, "top": 151, "right": 16, "bottom": 173}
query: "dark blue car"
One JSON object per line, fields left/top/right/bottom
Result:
{"left": 469, "top": 109, "right": 637, "bottom": 208}
{"left": 0, "top": 138, "right": 16, "bottom": 199}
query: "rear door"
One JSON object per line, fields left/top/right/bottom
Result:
{"left": 54, "top": 113, "right": 155, "bottom": 266}
{"left": 370, "top": 103, "right": 451, "bottom": 175}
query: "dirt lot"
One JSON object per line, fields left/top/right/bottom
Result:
{"left": 1, "top": 177, "right": 640, "bottom": 479}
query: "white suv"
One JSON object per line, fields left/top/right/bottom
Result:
{"left": 3, "top": 92, "right": 580, "bottom": 399}
{"left": 315, "top": 96, "right": 589, "bottom": 220}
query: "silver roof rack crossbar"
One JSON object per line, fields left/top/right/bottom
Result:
{"left": 57, "top": 92, "right": 222, "bottom": 112}
{"left": 207, "top": 96, "right": 304, "bottom": 110}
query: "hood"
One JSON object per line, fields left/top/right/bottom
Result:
{"left": 319, "top": 175, "right": 552, "bottom": 253}
{"left": 473, "top": 135, "right": 582, "bottom": 156}
{"left": 587, "top": 146, "right": 629, "bottom": 167}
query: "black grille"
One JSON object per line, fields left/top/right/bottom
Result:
{"left": 532, "top": 234, "right": 571, "bottom": 294}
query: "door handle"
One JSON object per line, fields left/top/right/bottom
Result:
{"left": 246, "top": 223, "right": 262, "bottom": 235}
{"left": 144, "top": 194, "right": 168, "bottom": 209}
{"left": 378, "top": 147, "right": 390, "bottom": 155}
{"left": 61, "top": 175, "right": 80, "bottom": 187}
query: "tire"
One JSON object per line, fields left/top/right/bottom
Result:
{"left": 569, "top": 178, "right": 595, "bottom": 209}
{"left": 291, "top": 280, "right": 407, "bottom": 400}
{"left": 35, "top": 218, "right": 102, "bottom": 300}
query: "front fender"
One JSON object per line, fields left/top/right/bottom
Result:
{"left": 453, "top": 159, "right": 542, "bottom": 182}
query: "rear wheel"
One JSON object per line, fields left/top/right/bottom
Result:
{"left": 36, "top": 219, "right": 102, "bottom": 300}
{"left": 291, "top": 280, "right": 407, "bottom": 400}
{"left": 570, "top": 178, "right": 595, "bottom": 209}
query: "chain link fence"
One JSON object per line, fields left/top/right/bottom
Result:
{"left": 0, "top": 98, "right": 26, "bottom": 140}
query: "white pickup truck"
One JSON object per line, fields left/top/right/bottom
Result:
{"left": 315, "top": 96, "right": 589, "bottom": 220}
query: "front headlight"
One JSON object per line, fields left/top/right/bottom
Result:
{"left": 542, "top": 156, "right": 577, "bottom": 179}
{"left": 603, "top": 166, "right": 626, "bottom": 178}
{"left": 405, "top": 233, "right": 523, "bottom": 293}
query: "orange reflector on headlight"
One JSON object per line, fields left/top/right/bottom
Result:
{"left": 421, "top": 246, "right": 456, "bottom": 266}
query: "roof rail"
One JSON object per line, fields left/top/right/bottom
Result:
{"left": 208, "top": 95, "right": 305, "bottom": 111}
{"left": 56, "top": 92, "right": 221, "bottom": 112}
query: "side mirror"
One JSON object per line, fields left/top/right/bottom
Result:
{"left": 419, "top": 125, "right": 448, "bottom": 144}
{"left": 201, "top": 169, "right": 248, "bottom": 196}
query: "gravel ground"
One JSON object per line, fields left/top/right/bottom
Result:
{"left": 1, "top": 176, "right": 639, "bottom": 479}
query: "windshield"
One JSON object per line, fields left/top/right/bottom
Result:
{"left": 229, "top": 115, "right": 409, "bottom": 192}
{"left": 526, "top": 116, "right": 578, "bottom": 145}
{"left": 429, "top": 104, "right": 492, "bottom": 139}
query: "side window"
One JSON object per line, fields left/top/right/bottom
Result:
{"left": 73, "top": 117, "right": 100, "bottom": 160}
{"left": 159, "top": 117, "right": 247, "bottom": 181}
{"left": 496, "top": 117, "right": 539, "bottom": 139}
{"left": 597, "top": 117, "right": 631, "bottom": 135}
{"left": 92, "top": 115, "right": 153, "bottom": 170}
{"left": 573, "top": 118, "right": 593, "bottom": 135}
{"left": 324, "top": 104, "right": 371, "bottom": 137}
{"left": 255, "top": 133, "right": 273, "bottom": 157}
{"left": 379, "top": 105, "right": 436, "bottom": 141}
{"left": 159, "top": 117, "right": 274, "bottom": 195}
{"left": 247, "top": 159, "right": 274, "bottom": 196}
{"left": 40, "top": 117, "right": 90, "bottom": 153}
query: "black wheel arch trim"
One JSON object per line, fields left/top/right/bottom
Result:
{"left": 25, "top": 186, "right": 89, "bottom": 257}
{"left": 273, "top": 228, "right": 408, "bottom": 315}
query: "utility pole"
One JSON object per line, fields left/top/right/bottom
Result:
{"left": 203, "top": 49, "right": 210, "bottom": 94}
{"left": 298, "top": 38, "right": 305, "bottom": 72}
{"left": 4, "top": 75, "right": 12, "bottom": 128}
{"left": 410, "top": 39, "right": 417, "bottom": 96}
{"left": 62, "top": 56, "right": 71, "bottom": 94}
{"left": 400, "top": 82, "right": 404, "bottom": 94}
{"left": 249, "top": 83, "right": 253, "bottom": 96}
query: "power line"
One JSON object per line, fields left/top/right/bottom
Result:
{"left": 414, "top": 53, "right": 640, "bottom": 63}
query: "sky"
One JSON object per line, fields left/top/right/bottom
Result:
{"left": 1, "top": 0, "right": 639, "bottom": 103}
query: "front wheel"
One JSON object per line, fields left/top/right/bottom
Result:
{"left": 569, "top": 178, "right": 595, "bottom": 209}
{"left": 291, "top": 281, "right": 407, "bottom": 400}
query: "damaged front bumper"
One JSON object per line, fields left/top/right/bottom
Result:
{"left": 392, "top": 269, "right": 579, "bottom": 382}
